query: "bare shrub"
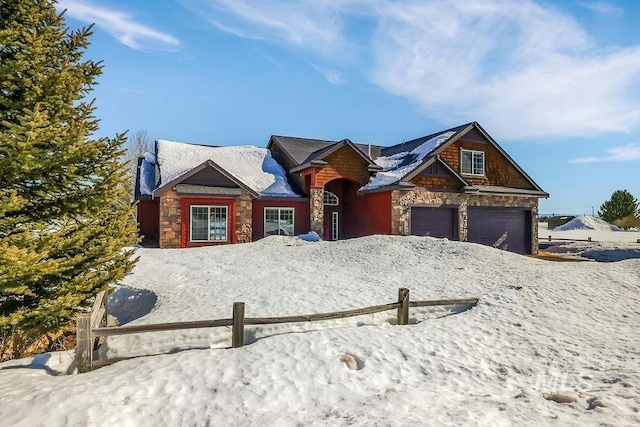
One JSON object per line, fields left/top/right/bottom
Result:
{"left": 613, "top": 215, "right": 640, "bottom": 230}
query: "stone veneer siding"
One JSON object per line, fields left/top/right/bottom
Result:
{"left": 159, "top": 189, "right": 252, "bottom": 248}
{"left": 391, "top": 189, "right": 539, "bottom": 254}
{"left": 309, "top": 188, "right": 324, "bottom": 238}
{"left": 235, "top": 192, "right": 253, "bottom": 243}
{"left": 159, "top": 189, "right": 182, "bottom": 248}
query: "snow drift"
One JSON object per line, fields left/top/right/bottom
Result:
{"left": 0, "top": 236, "right": 638, "bottom": 426}
{"left": 555, "top": 215, "right": 620, "bottom": 232}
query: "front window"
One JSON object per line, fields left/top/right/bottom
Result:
{"left": 190, "top": 205, "right": 228, "bottom": 242}
{"left": 461, "top": 149, "right": 485, "bottom": 176}
{"left": 264, "top": 208, "right": 295, "bottom": 236}
{"left": 331, "top": 211, "right": 339, "bottom": 240}
{"left": 323, "top": 191, "right": 339, "bottom": 206}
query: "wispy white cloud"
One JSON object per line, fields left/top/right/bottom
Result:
{"left": 184, "top": 0, "right": 640, "bottom": 140}
{"left": 578, "top": 1, "right": 623, "bottom": 15}
{"left": 370, "top": 0, "right": 640, "bottom": 139}
{"left": 310, "top": 63, "right": 344, "bottom": 85}
{"left": 569, "top": 143, "right": 640, "bottom": 163}
{"left": 184, "top": 0, "right": 352, "bottom": 57}
{"left": 58, "top": 0, "right": 180, "bottom": 51}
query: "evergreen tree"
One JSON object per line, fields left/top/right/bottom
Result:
{"left": 0, "top": 0, "right": 137, "bottom": 358}
{"left": 598, "top": 190, "right": 639, "bottom": 223}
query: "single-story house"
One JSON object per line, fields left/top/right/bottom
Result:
{"left": 136, "top": 122, "right": 548, "bottom": 254}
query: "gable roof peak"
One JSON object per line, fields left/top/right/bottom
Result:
{"left": 381, "top": 123, "right": 469, "bottom": 157}
{"left": 148, "top": 139, "right": 300, "bottom": 198}
{"left": 270, "top": 134, "right": 383, "bottom": 167}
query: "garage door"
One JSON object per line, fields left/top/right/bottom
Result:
{"left": 467, "top": 207, "right": 531, "bottom": 254}
{"left": 410, "top": 207, "right": 457, "bottom": 240}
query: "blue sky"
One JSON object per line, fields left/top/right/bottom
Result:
{"left": 57, "top": 0, "right": 640, "bottom": 215}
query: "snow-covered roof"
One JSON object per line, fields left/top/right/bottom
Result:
{"left": 362, "top": 131, "right": 457, "bottom": 191}
{"left": 138, "top": 152, "right": 156, "bottom": 197}
{"left": 152, "top": 139, "right": 300, "bottom": 198}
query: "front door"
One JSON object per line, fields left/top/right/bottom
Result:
{"left": 323, "top": 207, "right": 339, "bottom": 240}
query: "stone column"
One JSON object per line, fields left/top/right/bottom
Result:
{"left": 531, "top": 202, "right": 539, "bottom": 255}
{"left": 159, "top": 190, "right": 182, "bottom": 248}
{"left": 236, "top": 192, "right": 253, "bottom": 243}
{"left": 310, "top": 188, "right": 324, "bottom": 238}
{"left": 458, "top": 201, "right": 468, "bottom": 242}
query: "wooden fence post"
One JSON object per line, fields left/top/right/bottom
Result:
{"left": 102, "top": 290, "right": 108, "bottom": 327}
{"left": 397, "top": 288, "right": 410, "bottom": 326}
{"left": 76, "top": 314, "right": 93, "bottom": 373}
{"left": 232, "top": 302, "right": 245, "bottom": 348}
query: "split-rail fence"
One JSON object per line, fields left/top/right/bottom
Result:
{"left": 76, "top": 288, "right": 478, "bottom": 373}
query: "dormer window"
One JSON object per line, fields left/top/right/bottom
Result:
{"left": 461, "top": 149, "right": 485, "bottom": 176}
{"left": 323, "top": 190, "right": 339, "bottom": 205}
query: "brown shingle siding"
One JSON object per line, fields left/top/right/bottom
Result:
{"left": 440, "top": 139, "right": 535, "bottom": 189}
{"left": 315, "top": 146, "right": 370, "bottom": 186}
{"left": 410, "top": 175, "right": 459, "bottom": 189}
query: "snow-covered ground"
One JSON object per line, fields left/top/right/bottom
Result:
{"left": 540, "top": 215, "right": 640, "bottom": 243}
{"left": 0, "top": 235, "right": 639, "bottom": 426}
{"left": 539, "top": 216, "right": 640, "bottom": 262}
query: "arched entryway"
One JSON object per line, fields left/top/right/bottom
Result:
{"left": 322, "top": 178, "right": 364, "bottom": 240}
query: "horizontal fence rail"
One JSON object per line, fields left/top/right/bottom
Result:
{"left": 93, "top": 319, "right": 233, "bottom": 337}
{"left": 410, "top": 298, "right": 479, "bottom": 307}
{"left": 76, "top": 288, "right": 478, "bottom": 373}
{"left": 546, "top": 236, "right": 640, "bottom": 244}
{"left": 244, "top": 302, "right": 402, "bottom": 325}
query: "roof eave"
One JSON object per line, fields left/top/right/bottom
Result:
{"left": 304, "top": 138, "right": 380, "bottom": 168}
{"left": 152, "top": 159, "right": 259, "bottom": 198}
{"left": 268, "top": 136, "right": 300, "bottom": 166}
{"left": 401, "top": 155, "right": 470, "bottom": 187}
{"left": 429, "top": 123, "right": 476, "bottom": 157}
{"left": 463, "top": 185, "right": 549, "bottom": 198}
{"left": 256, "top": 195, "right": 309, "bottom": 201}
{"left": 290, "top": 160, "right": 328, "bottom": 173}
{"left": 342, "top": 139, "right": 379, "bottom": 166}
{"left": 358, "top": 181, "right": 416, "bottom": 194}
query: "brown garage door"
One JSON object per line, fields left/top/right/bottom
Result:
{"left": 410, "top": 207, "right": 458, "bottom": 240}
{"left": 467, "top": 207, "right": 531, "bottom": 254}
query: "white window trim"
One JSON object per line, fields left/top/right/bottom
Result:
{"left": 331, "top": 211, "right": 339, "bottom": 240}
{"left": 263, "top": 207, "right": 295, "bottom": 237}
{"left": 323, "top": 190, "right": 339, "bottom": 206}
{"left": 460, "top": 149, "right": 486, "bottom": 176}
{"left": 190, "top": 205, "right": 228, "bottom": 243}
